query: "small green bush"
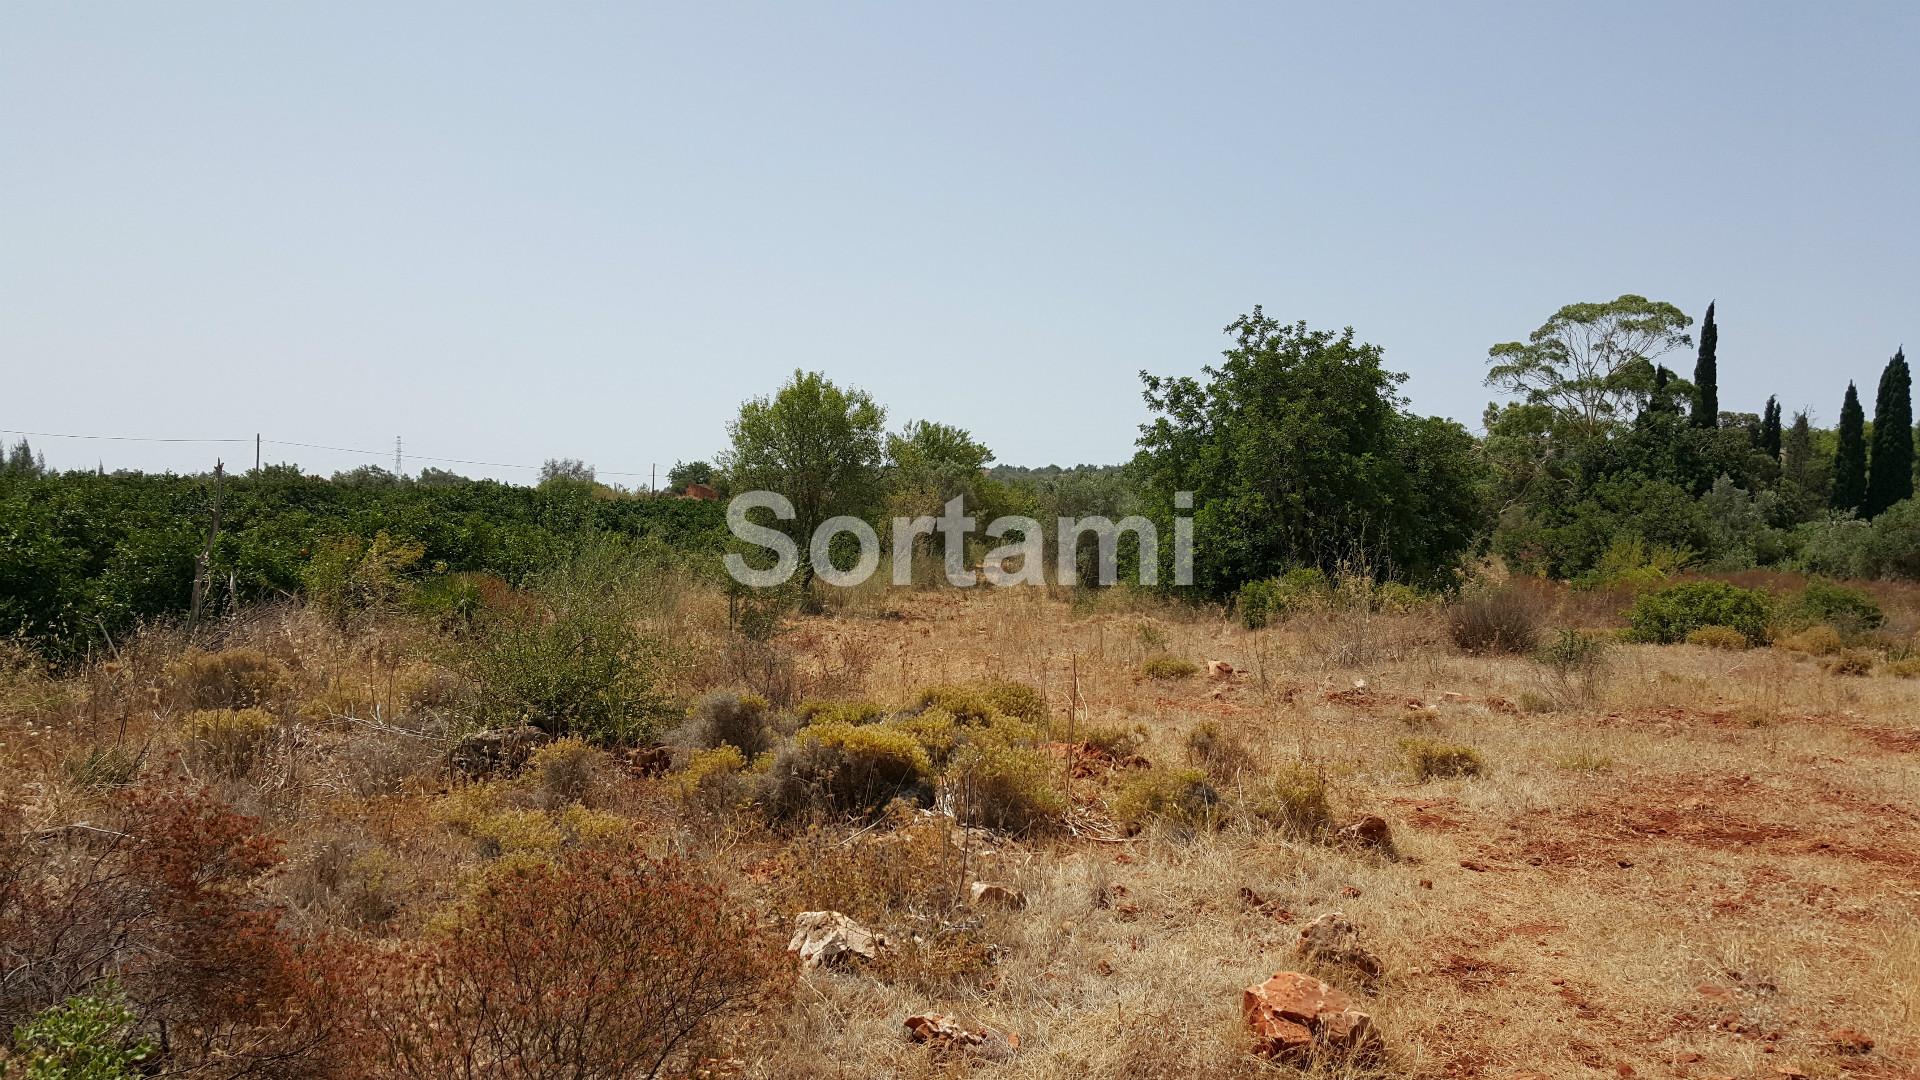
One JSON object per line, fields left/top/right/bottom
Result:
{"left": 795, "top": 699, "right": 888, "bottom": 726}
{"left": 1236, "top": 568, "right": 1331, "bottom": 629}
{"left": 526, "top": 737, "right": 604, "bottom": 808}
{"left": 1111, "top": 767, "right": 1221, "bottom": 832}
{"left": 1777, "top": 623, "right": 1845, "bottom": 656}
{"left": 944, "top": 743, "right": 1065, "bottom": 834}
{"left": 671, "top": 745, "right": 756, "bottom": 816}
{"left": 911, "top": 685, "right": 998, "bottom": 725}
{"left": 976, "top": 680, "right": 1048, "bottom": 723}
{"left": 1242, "top": 763, "right": 1333, "bottom": 837}
{"left": 1624, "top": 580, "right": 1771, "bottom": 645}
{"left": 1184, "top": 720, "right": 1252, "bottom": 781}
{"left": 1401, "top": 738, "right": 1485, "bottom": 781}
{"left": 1081, "top": 723, "right": 1147, "bottom": 760}
{"left": 1141, "top": 654, "right": 1200, "bottom": 680}
{"left": 673, "top": 691, "right": 780, "bottom": 757}
{"left": 181, "top": 707, "right": 279, "bottom": 779}
{"left": 461, "top": 572, "right": 674, "bottom": 745}
{"left": 9, "top": 984, "right": 155, "bottom": 1080}
{"left": 764, "top": 721, "right": 933, "bottom": 819}
{"left": 1685, "top": 625, "right": 1750, "bottom": 650}
{"left": 1780, "top": 579, "right": 1884, "bottom": 635}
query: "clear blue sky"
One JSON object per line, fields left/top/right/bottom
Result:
{"left": 4, "top": 2, "right": 1915, "bottom": 482}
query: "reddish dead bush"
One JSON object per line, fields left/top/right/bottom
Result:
{"left": 345, "top": 849, "right": 785, "bottom": 1079}
{"left": 0, "top": 785, "right": 337, "bottom": 1076}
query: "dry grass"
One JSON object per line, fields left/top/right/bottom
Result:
{"left": 4, "top": 579, "right": 1920, "bottom": 1078}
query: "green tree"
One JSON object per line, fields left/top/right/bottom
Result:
{"left": 1758, "top": 395, "right": 1782, "bottom": 460}
{"left": 1690, "top": 301, "right": 1719, "bottom": 428}
{"left": 666, "top": 460, "right": 715, "bottom": 491}
{"left": 1833, "top": 382, "right": 1868, "bottom": 514}
{"left": 3, "top": 438, "right": 47, "bottom": 477}
{"left": 720, "top": 370, "right": 887, "bottom": 588}
{"left": 1136, "top": 308, "right": 1488, "bottom": 597}
{"left": 1866, "top": 347, "right": 1913, "bottom": 517}
{"left": 538, "top": 458, "right": 596, "bottom": 486}
{"left": 1485, "top": 295, "right": 1693, "bottom": 437}
{"left": 1778, "top": 409, "right": 1829, "bottom": 522}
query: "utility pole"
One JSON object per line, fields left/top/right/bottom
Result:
{"left": 394, "top": 436, "right": 403, "bottom": 476}
{"left": 188, "top": 460, "right": 226, "bottom": 637}
{"left": 255, "top": 433, "right": 261, "bottom": 472}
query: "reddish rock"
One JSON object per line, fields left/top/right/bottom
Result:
{"left": 1827, "top": 1027, "right": 1872, "bottom": 1054}
{"left": 1206, "top": 659, "right": 1236, "bottom": 678}
{"left": 1242, "top": 971, "right": 1379, "bottom": 1063}
{"left": 1337, "top": 814, "right": 1395, "bottom": 853}
{"left": 904, "top": 1013, "right": 1018, "bottom": 1059}
{"left": 969, "top": 881, "right": 1027, "bottom": 910}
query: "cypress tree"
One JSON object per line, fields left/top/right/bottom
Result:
{"left": 1690, "top": 301, "right": 1719, "bottom": 428}
{"left": 1865, "top": 347, "right": 1913, "bottom": 516}
{"left": 1832, "top": 382, "right": 1868, "bottom": 514}
{"left": 1759, "top": 396, "right": 1782, "bottom": 460}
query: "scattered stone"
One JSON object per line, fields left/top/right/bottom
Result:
{"left": 1459, "top": 859, "right": 1491, "bottom": 872}
{"left": 449, "top": 724, "right": 550, "bottom": 777}
{"left": 788, "top": 911, "right": 887, "bottom": 969}
{"left": 903, "top": 1013, "right": 1018, "bottom": 1060}
{"left": 1242, "top": 970, "right": 1380, "bottom": 1063}
{"left": 624, "top": 745, "right": 673, "bottom": 777}
{"left": 969, "top": 881, "right": 1027, "bottom": 910}
{"left": 1827, "top": 1027, "right": 1872, "bottom": 1054}
{"left": 1339, "top": 886, "right": 1362, "bottom": 899}
{"left": 1207, "top": 659, "right": 1236, "bottom": 678}
{"left": 1295, "top": 911, "right": 1382, "bottom": 980}
{"left": 1417, "top": 879, "right": 1433, "bottom": 890}
{"left": 1336, "top": 814, "right": 1395, "bottom": 853}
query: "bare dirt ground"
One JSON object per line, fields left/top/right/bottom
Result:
{"left": 4, "top": 582, "right": 1917, "bottom": 1079}
{"left": 762, "top": 587, "right": 1920, "bottom": 1079}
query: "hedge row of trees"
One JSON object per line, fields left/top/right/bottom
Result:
{"left": 0, "top": 464, "right": 727, "bottom": 663}
{"left": 3, "top": 297, "right": 1912, "bottom": 658}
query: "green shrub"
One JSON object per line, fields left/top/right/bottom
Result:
{"left": 1446, "top": 585, "right": 1543, "bottom": 655}
{"left": 303, "top": 529, "right": 426, "bottom": 626}
{"left": 461, "top": 568, "right": 674, "bottom": 745}
{"left": 674, "top": 691, "right": 780, "bottom": 758}
{"left": 1685, "top": 625, "right": 1750, "bottom": 650}
{"left": 1572, "top": 535, "right": 1695, "bottom": 591}
{"left": 1777, "top": 623, "right": 1845, "bottom": 656}
{"left": 1141, "top": 654, "right": 1200, "bottom": 680}
{"left": 671, "top": 745, "right": 757, "bottom": 817}
{"left": 975, "top": 680, "right": 1048, "bottom": 723}
{"left": 1184, "top": 720, "right": 1252, "bottom": 781}
{"left": 181, "top": 707, "right": 279, "bottom": 779}
{"left": 1236, "top": 568, "right": 1331, "bottom": 629}
{"left": 526, "top": 737, "right": 604, "bottom": 807}
{"left": 1624, "top": 580, "right": 1771, "bottom": 645}
{"left": 763, "top": 721, "right": 933, "bottom": 819}
{"left": 1242, "top": 763, "right": 1333, "bottom": 837}
{"left": 9, "top": 984, "right": 155, "bottom": 1080}
{"left": 944, "top": 744, "right": 1065, "bottom": 834}
{"left": 1081, "top": 723, "right": 1147, "bottom": 759}
{"left": 1780, "top": 579, "right": 1884, "bottom": 635}
{"left": 1401, "top": 738, "right": 1485, "bottom": 781}
{"left": 911, "top": 685, "right": 997, "bottom": 725}
{"left": 795, "top": 699, "right": 888, "bottom": 726}
{"left": 1111, "top": 767, "right": 1221, "bottom": 832}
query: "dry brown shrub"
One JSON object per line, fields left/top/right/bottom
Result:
{"left": 1447, "top": 585, "right": 1545, "bottom": 655}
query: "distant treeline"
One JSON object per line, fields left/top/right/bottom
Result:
{"left": 0, "top": 464, "right": 726, "bottom": 663}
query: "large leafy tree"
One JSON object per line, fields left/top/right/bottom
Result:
{"left": 1832, "top": 382, "right": 1868, "bottom": 515}
{"left": 721, "top": 370, "right": 887, "bottom": 585}
{"left": 1690, "top": 301, "right": 1719, "bottom": 428}
{"left": 1485, "top": 295, "right": 1693, "bottom": 437}
{"left": 1866, "top": 347, "right": 1913, "bottom": 517}
{"left": 1134, "top": 308, "right": 1487, "bottom": 597}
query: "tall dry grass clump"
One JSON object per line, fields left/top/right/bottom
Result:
{"left": 1447, "top": 584, "right": 1545, "bottom": 655}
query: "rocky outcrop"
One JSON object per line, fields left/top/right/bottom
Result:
{"left": 1242, "top": 971, "right": 1379, "bottom": 1063}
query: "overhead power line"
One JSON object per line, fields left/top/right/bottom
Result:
{"left": 0, "top": 428, "right": 661, "bottom": 481}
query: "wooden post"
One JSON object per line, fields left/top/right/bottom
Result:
{"left": 187, "top": 460, "right": 226, "bottom": 637}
